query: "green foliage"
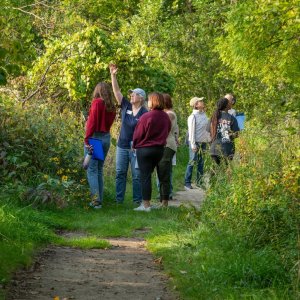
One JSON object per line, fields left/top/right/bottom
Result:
{"left": 217, "top": 1, "right": 300, "bottom": 87}
{"left": 0, "top": 0, "right": 299, "bottom": 299}
{"left": 0, "top": 96, "right": 88, "bottom": 205}
{"left": 0, "top": 1, "right": 39, "bottom": 83}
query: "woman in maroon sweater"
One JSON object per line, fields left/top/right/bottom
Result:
{"left": 133, "top": 92, "right": 171, "bottom": 211}
{"left": 84, "top": 82, "right": 116, "bottom": 209}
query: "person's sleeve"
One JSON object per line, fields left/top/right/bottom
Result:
{"left": 121, "top": 97, "right": 129, "bottom": 110}
{"left": 132, "top": 118, "right": 145, "bottom": 148}
{"left": 188, "top": 115, "right": 196, "bottom": 148}
{"left": 84, "top": 102, "right": 97, "bottom": 145}
{"left": 232, "top": 116, "right": 240, "bottom": 132}
{"left": 206, "top": 120, "right": 211, "bottom": 133}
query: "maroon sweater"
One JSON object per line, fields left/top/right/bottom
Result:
{"left": 85, "top": 98, "right": 116, "bottom": 145}
{"left": 133, "top": 109, "right": 171, "bottom": 148}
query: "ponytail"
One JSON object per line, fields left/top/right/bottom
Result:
{"left": 210, "top": 98, "right": 229, "bottom": 140}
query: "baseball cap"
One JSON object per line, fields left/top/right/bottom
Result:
{"left": 129, "top": 88, "right": 146, "bottom": 100}
{"left": 190, "top": 97, "right": 204, "bottom": 107}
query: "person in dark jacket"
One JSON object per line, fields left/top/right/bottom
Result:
{"left": 109, "top": 64, "right": 148, "bottom": 205}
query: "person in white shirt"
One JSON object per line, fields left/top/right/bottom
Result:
{"left": 184, "top": 97, "right": 211, "bottom": 190}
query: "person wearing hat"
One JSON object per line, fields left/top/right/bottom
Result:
{"left": 184, "top": 97, "right": 211, "bottom": 190}
{"left": 109, "top": 64, "right": 148, "bottom": 205}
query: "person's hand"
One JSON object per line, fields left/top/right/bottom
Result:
{"left": 85, "top": 144, "right": 93, "bottom": 154}
{"left": 109, "top": 63, "right": 118, "bottom": 75}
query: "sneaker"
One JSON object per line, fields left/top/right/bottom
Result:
{"left": 89, "top": 201, "right": 102, "bottom": 209}
{"left": 184, "top": 185, "right": 193, "bottom": 191}
{"left": 133, "top": 204, "right": 151, "bottom": 212}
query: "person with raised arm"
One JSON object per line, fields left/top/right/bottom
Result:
{"left": 109, "top": 64, "right": 148, "bottom": 205}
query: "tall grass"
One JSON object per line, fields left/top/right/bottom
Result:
{"left": 0, "top": 95, "right": 299, "bottom": 299}
{"left": 148, "top": 115, "right": 299, "bottom": 299}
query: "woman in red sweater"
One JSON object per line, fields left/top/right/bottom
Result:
{"left": 84, "top": 82, "right": 116, "bottom": 209}
{"left": 132, "top": 92, "right": 171, "bottom": 212}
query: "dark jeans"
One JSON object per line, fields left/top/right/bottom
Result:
{"left": 157, "top": 147, "right": 176, "bottom": 200}
{"left": 184, "top": 142, "right": 207, "bottom": 186}
{"left": 136, "top": 146, "right": 164, "bottom": 201}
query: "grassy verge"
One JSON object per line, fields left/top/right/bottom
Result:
{"left": 0, "top": 132, "right": 298, "bottom": 299}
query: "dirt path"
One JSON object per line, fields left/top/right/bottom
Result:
{"left": 6, "top": 188, "right": 205, "bottom": 300}
{"left": 169, "top": 186, "right": 205, "bottom": 209}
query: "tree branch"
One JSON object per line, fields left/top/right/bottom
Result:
{"left": 11, "top": 7, "right": 44, "bottom": 21}
{"left": 21, "top": 59, "right": 58, "bottom": 107}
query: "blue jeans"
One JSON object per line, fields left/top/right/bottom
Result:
{"left": 115, "top": 146, "right": 142, "bottom": 203}
{"left": 84, "top": 133, "right": 110, "bottom": 203}
{"left": 184, "top": 142, "right": 207, "bottom": 186}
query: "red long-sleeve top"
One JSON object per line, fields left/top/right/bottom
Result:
{"left": 84, "top": 98, "right": 116, "bottom": 145}
{"left": 133, "top": 109, "right": 171, "bottom": 148}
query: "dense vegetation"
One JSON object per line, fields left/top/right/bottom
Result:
{"left": 0, "top": 0, "right": 299, "bottom": 299}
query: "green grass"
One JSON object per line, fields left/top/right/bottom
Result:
{"left": 55, "top": 236, "right": 112, "bottom": 249}
{"left": 0, "top": 145, "right": 298, "bottom": 300}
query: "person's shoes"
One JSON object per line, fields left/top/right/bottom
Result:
{"left": 133, "top": 204, "right": 151, "bottom": 212}
{"left": 89, "top": 201, "right": 102, "bottom": 209}
{"left": 184, "top": 185, "right": 193, "bottom": 191}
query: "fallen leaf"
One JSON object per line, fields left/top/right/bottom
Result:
{"left": 154, "top": 256, "right": 163, "bottom": 264}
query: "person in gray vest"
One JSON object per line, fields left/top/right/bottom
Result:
{"left": 184, "top": 97, "right": 211, "bottom": 190}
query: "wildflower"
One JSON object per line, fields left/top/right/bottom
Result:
{"left": 61, "top": 175, "right": 68, "bottom": 182}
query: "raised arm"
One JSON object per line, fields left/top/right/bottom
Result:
{"left": 109, "top": 64, "right": 123, "bottom": 105}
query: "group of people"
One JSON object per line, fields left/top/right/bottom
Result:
{"left": 184, "top": 94, "right": 239, "bottom": 190}
{"left": 84, "top": 64, "right": 240, "bottom": 211}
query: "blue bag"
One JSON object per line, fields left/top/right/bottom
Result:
{"left": 88, "top": 138, "right": 104, "bottom": 160}
{"left": 236, "top": 113, "right": 245, "bottom": 130}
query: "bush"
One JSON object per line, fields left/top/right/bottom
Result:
{"left": 0, "top": 96, "right": 96, "bottom": 206}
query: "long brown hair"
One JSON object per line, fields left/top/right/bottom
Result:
{"left": 92, "top": 82, "right": 116, "bottom": 112}
{"left": 210, "top": 98, "right": 229, "bottom": 140}
{"left": 162, "top": 93, "right": 173, "bottom": 109}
